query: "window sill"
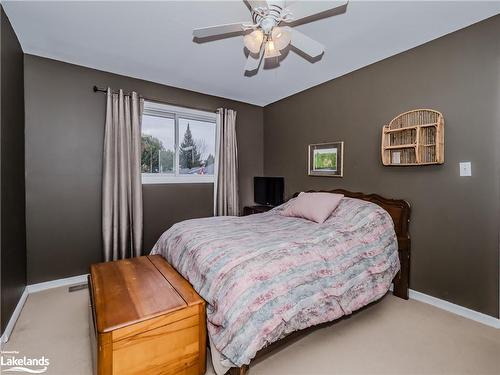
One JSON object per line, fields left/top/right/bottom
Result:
{"left": 142, "top": 175, "right": 215, "bottom": 184}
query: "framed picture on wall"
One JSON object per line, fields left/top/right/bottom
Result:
{"left": 308, "top": 141, "right": 344, "bottom": 177}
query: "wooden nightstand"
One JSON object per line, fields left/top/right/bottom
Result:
{"left": 243, "top": 205, "right": 273, "bottom": 216}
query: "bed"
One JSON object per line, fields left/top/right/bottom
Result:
{"left": 151, "top": 189, "right": 411, "bottom": 375}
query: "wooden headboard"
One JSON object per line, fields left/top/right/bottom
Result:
{"left": 293, "top": 189, "right": 411, "bottom": 299}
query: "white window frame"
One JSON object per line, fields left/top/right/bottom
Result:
{"left": 141, "top": 101, "right": 218, "bottom": 184}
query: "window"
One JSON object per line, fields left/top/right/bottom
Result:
{"left": 141, "top": 101, "right": 217, "bottom": 184}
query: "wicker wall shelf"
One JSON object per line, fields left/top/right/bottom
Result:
{"left": 381, "top": 109, "right": 444, "bottom": 166}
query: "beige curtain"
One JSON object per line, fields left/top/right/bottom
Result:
{"left": 214, "top": 108, "right": 239, "bottom": 216}
{"left": 102, "top": 88, "right": 144, "bottom": 261}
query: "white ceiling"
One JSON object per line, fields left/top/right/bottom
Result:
{"left": 3, "top": 1, "right": 499, "bottom": 106}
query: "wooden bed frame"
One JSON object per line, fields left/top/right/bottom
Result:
{"left": 228, "top": 189, "right": 411, "bottom": 375}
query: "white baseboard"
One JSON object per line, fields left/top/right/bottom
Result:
{"left": 2, "top": 277, "right": 498, "bottom": 344}
{"left": 0, "top": 288, "right": 29, "bottom": 344}
{"left": 407, "top": 289, "right": 500, "bottom": 329}
{"left": 26, "top": 274, "right": 88, "bottom": 294}
{"left": 389, "top": 284, "right": 499, "bottom": 328}
{"left": 1, "top": 274, "right": 89, "bottom": 343}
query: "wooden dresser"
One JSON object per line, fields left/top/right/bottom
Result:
{"left": 89, "top": 255, "right": 206, "bottom": 375}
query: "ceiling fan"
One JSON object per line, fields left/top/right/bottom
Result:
{"left": 193, "top": 1, "right": 349, "bottom": 74}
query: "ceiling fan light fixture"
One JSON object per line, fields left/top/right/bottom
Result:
{"left": 193, "top": 0, "right": 348, "bottom": 74}
{"left": 264, "top": 40, "right": 281, "bottom": 59}
{"left": 243, "top": 29, "right": 264, "bottom": 54}
{"left": 271, "top": 27, "right": 291, "bottom": 50}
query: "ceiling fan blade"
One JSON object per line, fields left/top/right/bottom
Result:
{"left": 244, "top": 43, "right": 265, "bottom": 73}
{"left": 285, "top": 27, "right": 324, "bottom": 58}
{"left": 193, "top": 22, "right": 248, "bottom": 39}
{"left": 245, "top": 0, "right": 269, "bottom": 11}
{"left": 283, "top": 1, "right": 348, "bottom": 26}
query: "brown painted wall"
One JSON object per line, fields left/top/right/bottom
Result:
{"left": 264, "top": 16, "right": 500, "bottom": 317}
{"left": 24, "top": 55, "right": 263, "bottom": 284}
{"left": 1, "top": 6, "right": 27, "bottom": 333}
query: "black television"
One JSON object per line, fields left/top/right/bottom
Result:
{"left": 254, "top": 177, "right": 284, "bottom": 206}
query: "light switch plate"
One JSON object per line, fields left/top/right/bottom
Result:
{"left": 459, "top": 162, "right": 472, "bottom": 176}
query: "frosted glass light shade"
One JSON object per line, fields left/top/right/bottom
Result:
{"left": 264, "top": 40, "right": 281, "bottom": 58}
{"left": 244, "top": 30, "right": 264, "bottom": 54}
{"left": 271, "top": 27, "right": 291, "bottom": 51}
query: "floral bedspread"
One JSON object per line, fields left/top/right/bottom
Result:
{"left": 151, "top": 197, "right": 399, "bottom": 367}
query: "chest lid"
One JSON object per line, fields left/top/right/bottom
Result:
{"left": 90, "top": 255, "right": 201, "bottom": 333}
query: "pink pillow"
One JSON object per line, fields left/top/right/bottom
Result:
{"left": 282, "top": 192, "right": 344, "bottom": 223}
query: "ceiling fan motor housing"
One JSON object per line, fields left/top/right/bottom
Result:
{"left": 252, "top": 3, "right": 284, "bottom": 35}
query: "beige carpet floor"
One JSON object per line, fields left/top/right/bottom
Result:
{"left": 2, "top": 285, "right": 499, "bottom": 375}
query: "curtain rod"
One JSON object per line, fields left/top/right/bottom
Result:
{"left": 92, "top": 86, "right": 218, "bottom": 114}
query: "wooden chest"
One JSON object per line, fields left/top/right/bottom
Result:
{"left": 89, "top": 255, "right": 206, "bottom": 375}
